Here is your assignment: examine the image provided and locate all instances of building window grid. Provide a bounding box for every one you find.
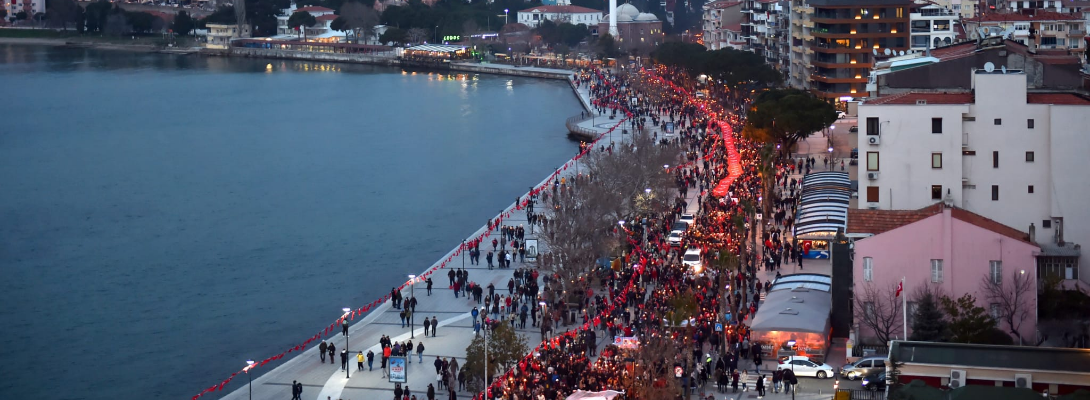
[1026,151,1034,162]
[931,259,943,282]
[864,257,874,282]
[990,261,1002,284]
[992,185,999,201]
[932,152,942,169]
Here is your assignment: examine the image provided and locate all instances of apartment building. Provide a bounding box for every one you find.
[802,0,913,98]
[965,10,1086,53]
[857,70,1090,286]
[741,0,791,76]
[788,0,816,88]
[702,0,746,50]
[910,3,960,50]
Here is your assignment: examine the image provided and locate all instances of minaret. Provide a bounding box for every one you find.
[608,0,619,37]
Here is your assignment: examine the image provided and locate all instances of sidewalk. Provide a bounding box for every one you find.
[220,80,623,400]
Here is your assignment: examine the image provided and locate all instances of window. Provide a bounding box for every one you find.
[993,151,999,168]
[931,118,942,133]
[867,186,880,202]
[1027,119,1035,129]
[864,257,874,282]
[866,117,880,135]
[931,259,943,282]
[932,153,942,169]
[994,118,1002,125]
[867,152,880,171]
[1038,255,1079,280]
[990,260,1002,284]
[1043,219,1052,228]
[1026,151,1034,162]
[992,185,999,201]
[931,185,942,200]
[1029,185,1035,193]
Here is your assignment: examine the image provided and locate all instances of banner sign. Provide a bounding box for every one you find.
[613,336,639,349]
[525,239,538,261]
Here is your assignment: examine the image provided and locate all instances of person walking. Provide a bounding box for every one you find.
[327,343,336,366]
[340,349,348,371]
[367,349,375,371]
[291,380,300,400]
[433,356,443,375]
[417,341,425,364]
[422,316,431,336]
[426,277,433,295]
[342,318,349,337]
[427,383,436,400]
[319,340,328,363]
[430,316,438,337]
[357,351,365,371]
[394,383,403,400]
[756,374,766,397]
[471,307,479,324]
[741,370,749,392]
[400,309,407,328]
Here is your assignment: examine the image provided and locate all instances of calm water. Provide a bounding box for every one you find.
[0,45,581,400]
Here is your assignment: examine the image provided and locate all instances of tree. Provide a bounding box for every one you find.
[172,11,196,36]
[854,283,903,345]
[125,11,157,33]
[558,22,589,46]
[47,0,79,30]
[287,11,317,41]
[940,294,999,344]
[16,10,28,21]
[0,9,7,21]
[83,0,113,32]
[980,269,1034,344]
[621,333,683,400]
[742,89,838,150]
[379,26,407,45]
[245,0,292,37]
[596,33,619,59]
[339,0,379,43]
[406,27,427,44]
[909,284,947,342]
[461,323,528,392]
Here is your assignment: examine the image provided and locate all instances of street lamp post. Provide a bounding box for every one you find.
[409,275,416,339]
[434,25,439,43]
[342,307,351,379]
[504,8,509,25]
[246,360,255,400]
[462,239,467,269]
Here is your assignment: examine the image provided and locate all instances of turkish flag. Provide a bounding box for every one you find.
[895,281,904,297]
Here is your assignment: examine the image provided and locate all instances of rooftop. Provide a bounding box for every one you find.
[890,340,1090,373]
[519,5,602,14]
[848,203,1033,243]
[295,6,334,12]
[864,91,974,105]
[1027,93,1090,105]
[972,10,1084,22]
[705,0,742,8]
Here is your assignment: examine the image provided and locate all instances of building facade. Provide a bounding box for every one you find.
[909,3,959,50]
[857,70,1090,287]
[965,10,1086,53]
[788,0,816,88]
[703,0,745,50]
[848,204,1039,344]
[205,24,242,49]
[742,0,791,77]
[517,5,603,28]
[889,341,1090,395]
[5,0,44,21]
[599,3,663,53]
[804,0,913,98]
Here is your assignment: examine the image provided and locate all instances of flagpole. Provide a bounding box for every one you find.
[902,276,907,340]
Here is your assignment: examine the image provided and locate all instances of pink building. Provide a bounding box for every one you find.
[847,203,1039,345]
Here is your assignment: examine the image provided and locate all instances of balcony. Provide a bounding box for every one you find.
[1069,29,1086,36]
[811,72,868,83]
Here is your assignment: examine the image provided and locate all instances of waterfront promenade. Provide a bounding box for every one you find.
[217,79,618,400]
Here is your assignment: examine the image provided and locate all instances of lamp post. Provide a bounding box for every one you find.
[246,360,255,400]
[434,25,439,44]
[504,8,509,25]
[787,340,796,400]
[462,239,467,269]
[409,275,416,338]
[342,307,351,379]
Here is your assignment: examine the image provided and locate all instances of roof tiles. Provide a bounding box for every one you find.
[848,204,1032,243]
[864,92,974,105]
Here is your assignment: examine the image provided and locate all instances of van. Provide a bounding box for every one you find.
[840,356,886,380]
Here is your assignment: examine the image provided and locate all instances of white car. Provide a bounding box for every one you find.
[682,248,702,270]
[667,230,684,246]
[777,356,835,379]
[678,213,695,226]
[836,111,847,119]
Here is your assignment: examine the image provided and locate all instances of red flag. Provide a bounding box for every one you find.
[895,280,904,297]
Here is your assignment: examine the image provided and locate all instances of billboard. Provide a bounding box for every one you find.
[388,356,407,383]
[525,239,538,261]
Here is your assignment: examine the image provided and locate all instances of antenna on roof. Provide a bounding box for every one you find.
[984,62,995,73]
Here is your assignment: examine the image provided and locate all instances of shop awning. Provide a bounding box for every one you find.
[750,274,832,334]
[405,44,467,53]
[801,171,851,191]
[794,172,850,237]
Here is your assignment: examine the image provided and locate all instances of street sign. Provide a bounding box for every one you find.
[388,356,407,383]
[715,323,723,332]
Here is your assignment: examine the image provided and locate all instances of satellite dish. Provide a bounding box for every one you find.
[899,50,905,56]
[873,48,878,55]
[1001,65,1007,74]
[984,62,995,73]
[883,48,891,55]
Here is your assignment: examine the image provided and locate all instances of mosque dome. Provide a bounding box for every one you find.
[616,3,640,19]
[635,12,659,21]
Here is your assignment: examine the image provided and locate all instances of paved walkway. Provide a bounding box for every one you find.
[219,78,623,400]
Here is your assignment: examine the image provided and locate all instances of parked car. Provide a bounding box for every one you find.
[667,230,684,246]
[840,356,885,380]
[776,356,835,379]
[678,213,695,226]
[836,111,847,119]
[862,371,887,391]
[849,125,858,133]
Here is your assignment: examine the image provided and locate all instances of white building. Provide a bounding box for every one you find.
[205,23,242,49]
[517,4,603,28]
[857,70,1090,287]
[702,0,744,50]
[909,3,959,50]
[275,5,341,42]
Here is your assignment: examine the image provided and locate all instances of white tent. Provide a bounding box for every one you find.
[564,390,625,400]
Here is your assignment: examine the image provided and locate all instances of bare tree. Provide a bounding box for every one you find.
[853,283,903,345]
[620,331,682,400]
[980,269,1034,344]
[339,1,379,44]
[406,27,427,44]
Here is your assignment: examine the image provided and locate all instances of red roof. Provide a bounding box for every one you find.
[315,14,338,21]
[973,10,1083,22]
[296,6,334,12]
[519,5,602,14]
[865,92,974,105]
[849,204,1032,243]
[928,41,977,61]
[1027,93,1090,105]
